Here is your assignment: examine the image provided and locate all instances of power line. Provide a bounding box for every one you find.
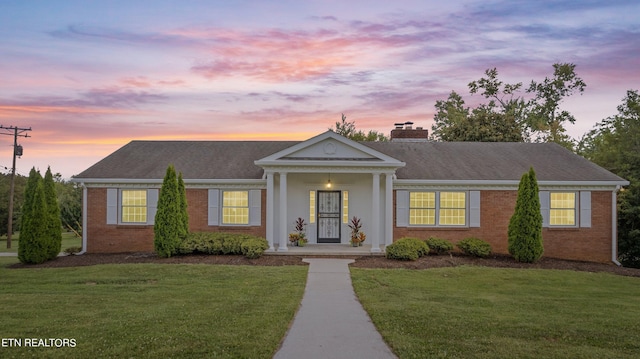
[0,125,32,249]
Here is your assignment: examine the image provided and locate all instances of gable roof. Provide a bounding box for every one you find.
[254,131,405,168]
[74,136,627,185]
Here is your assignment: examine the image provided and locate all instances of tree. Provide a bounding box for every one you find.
[154,164,182,258]
[18,168,49,264]
[177,172,189,238]
[0,172,27,236]
[43,167,62,259]
[56,177,82,235]
[332,113,388,141]
[527,63,586,149]
[433,99,523,142]
[579,90,640,267]
[432,63,585,147]
[508,167,544,263]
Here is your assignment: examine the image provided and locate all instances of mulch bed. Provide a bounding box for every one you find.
[9,252,640,277]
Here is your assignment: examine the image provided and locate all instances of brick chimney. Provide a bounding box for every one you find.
[390,122,429,142]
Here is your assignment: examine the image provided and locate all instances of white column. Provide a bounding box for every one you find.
[385,173,393,248]
[371,173,381,253]
[266,172,275,251]
[278,172,288,252]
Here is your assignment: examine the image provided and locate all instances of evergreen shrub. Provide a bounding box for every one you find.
[425,237,454,255]
[241,238,269,259]
[179,232,268,258]
[508,167,544,263]
[457,237,492,258]
[386,237,430,261]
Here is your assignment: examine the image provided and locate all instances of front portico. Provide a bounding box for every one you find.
[255,131,405,253]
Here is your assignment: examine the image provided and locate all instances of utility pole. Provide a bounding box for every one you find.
[1,125,31,249]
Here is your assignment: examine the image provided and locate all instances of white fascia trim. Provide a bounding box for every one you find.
[256,160,405,168]
[76,178,266,188]
[394,179,629,190]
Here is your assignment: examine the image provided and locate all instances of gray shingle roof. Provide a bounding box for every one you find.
[363,141,626,182]
[75,141,297,180]
[74,140,626,183]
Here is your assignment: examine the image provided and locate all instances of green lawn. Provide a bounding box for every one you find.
[0,232,81,254]
[351,266,640,359]
[0,262,307,358]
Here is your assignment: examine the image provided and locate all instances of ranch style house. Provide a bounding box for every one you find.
[73,124,629,263]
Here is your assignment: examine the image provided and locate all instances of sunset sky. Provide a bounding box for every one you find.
[1,0,638,179]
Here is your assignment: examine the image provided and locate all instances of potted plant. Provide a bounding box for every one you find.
[288,233,300,246]
[290,217,307,247]
[348,216,365,247]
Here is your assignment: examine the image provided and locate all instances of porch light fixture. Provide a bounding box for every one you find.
[326,174,332,188]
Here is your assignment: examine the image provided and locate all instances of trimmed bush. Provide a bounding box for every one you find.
[179,232,269,258]
[425,237,454,255]
[241,238,269,259]
[386,237,430,261]
[457,237,492,258]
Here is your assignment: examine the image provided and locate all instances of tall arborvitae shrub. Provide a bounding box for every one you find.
[154,165,181,257]
[44,167,62,260]
[18,168,49,264]
[177,172,189,238]
[508,167,544,262]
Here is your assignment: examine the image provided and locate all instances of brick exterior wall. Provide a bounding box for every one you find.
[393,190,614,263]
[86,187,614,262]
[85,188,266,253]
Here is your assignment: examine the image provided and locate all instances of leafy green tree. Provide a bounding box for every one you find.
[527,63,586,149]
[55,177,82,235]
[579,90,640,267]
[43,167,62,259]
[18,168,49,264]
[0,172,27,236]
[508,167,544,263]
[433,101,523,142]
[154,164,182,257]
[433,63,585,148]
[332,113,388,141]
[177,172,189,238]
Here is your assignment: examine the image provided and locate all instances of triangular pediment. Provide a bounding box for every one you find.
[255,131,405,168]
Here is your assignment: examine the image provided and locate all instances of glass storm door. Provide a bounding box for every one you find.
[317,191,341,243]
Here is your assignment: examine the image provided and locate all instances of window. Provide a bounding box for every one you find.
[439,192,466,225]
[342,191,349,223]
[121,190,147,223]
[410,192,435,225]
[222,191,249,225]
[309,191,316,223]
[409,191,466,226]
[550,192,576,226]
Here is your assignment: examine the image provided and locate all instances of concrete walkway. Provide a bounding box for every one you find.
[274,258,396,359]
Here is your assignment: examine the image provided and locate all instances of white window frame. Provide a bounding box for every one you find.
[408,191,468,227]
[208,189,261,227]
[222,190,250,225]
[106,188,158,226]
[540,191,591,228]
[549,191,578,227]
